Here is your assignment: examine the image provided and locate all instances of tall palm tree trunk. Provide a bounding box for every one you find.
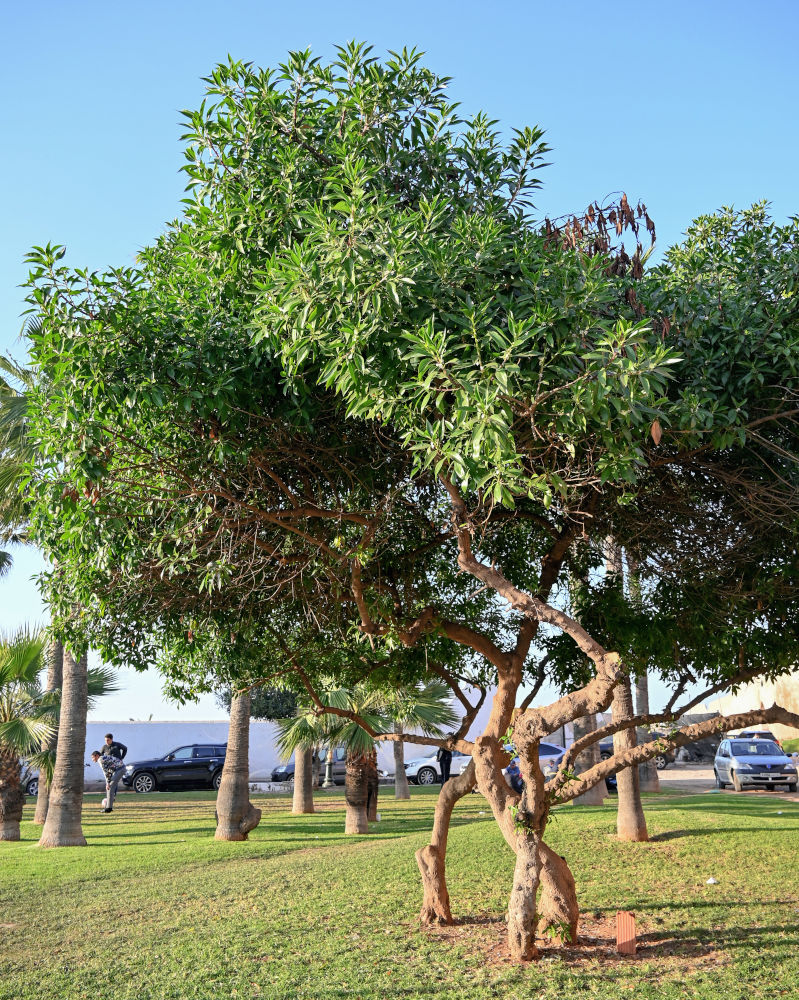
[33,639,64,825]
[0,748,25,841]
[215,691,261,841]
[292,745,315,815]
[635,671,660,792]
[393,725,410,800]
[345,751,369,834]
[366,750,379,822]
[571,713,606,805]
[612,673,648,842]
[38,650,88,848]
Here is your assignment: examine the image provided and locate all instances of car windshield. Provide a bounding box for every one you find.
[730,740,782,756]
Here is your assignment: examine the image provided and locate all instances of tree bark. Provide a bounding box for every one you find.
[393,726,410,800]
[345,751,369,834]
[292,744,315,815]
[0,749,25,841]
[507,834,542,961]
[571,713,606,806]
[612,674,648,842]
[33,639,64,825]
[634,671,660,792]
[215,691,261,841]
[537,843,579,944]
[38,650,88,848]
[416,759,475,925]
[366,751,379,822]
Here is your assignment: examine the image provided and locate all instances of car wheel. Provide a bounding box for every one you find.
[714,770,726,789]
[212,770,223,791]
[600,751,612,761]
[417,767,437,786]
[133,772,156,793]
[26,777,39,796]
[731,770,743,793]
[654,754,668,771]
[788,783,797,793]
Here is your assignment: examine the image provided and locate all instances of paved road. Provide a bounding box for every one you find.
[658,762,799,802]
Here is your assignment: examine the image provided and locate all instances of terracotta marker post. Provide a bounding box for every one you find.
[616,910,636,955]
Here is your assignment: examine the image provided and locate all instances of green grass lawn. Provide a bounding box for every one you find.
[2,786,798,1000]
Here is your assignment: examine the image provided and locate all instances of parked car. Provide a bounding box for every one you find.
[272,747,345,784]
[405,749,473,785]
[536,747,618,794]
[714,737,797,792]
[598,733,675,770]
[121,744,227,793]
[730,729,781,745]
[271,747,388,784]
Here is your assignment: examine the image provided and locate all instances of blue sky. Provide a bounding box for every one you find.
[1,0,796,719]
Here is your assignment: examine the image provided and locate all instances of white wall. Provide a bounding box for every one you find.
[85,720,400,783]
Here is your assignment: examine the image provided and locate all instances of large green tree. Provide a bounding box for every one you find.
[23,46,799,958]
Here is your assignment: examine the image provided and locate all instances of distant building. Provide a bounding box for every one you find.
[707,671,799,740]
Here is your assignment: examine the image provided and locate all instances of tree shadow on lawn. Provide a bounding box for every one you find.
[428,910,799,972]
[650,824,799,841]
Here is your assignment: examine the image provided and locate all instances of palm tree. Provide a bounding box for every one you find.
[0,353,117,844]
[276,681,457,833]
[215,689,262,841]
[383,681,458,801]
[0,627,53,840]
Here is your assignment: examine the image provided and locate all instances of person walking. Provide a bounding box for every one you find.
[436,746,452,784]
[103,733,127,761]
[91,749,126,813]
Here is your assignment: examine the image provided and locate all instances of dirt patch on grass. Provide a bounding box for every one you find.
[425,911,731,973]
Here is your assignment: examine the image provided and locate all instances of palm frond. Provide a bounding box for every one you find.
[86,666,120,708]
[0,716,55,756]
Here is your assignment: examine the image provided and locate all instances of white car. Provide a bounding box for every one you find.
[404,750,472,785]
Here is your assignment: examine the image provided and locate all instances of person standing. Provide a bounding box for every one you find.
[103,733,127,761]
[436,746,452,784]
[91,750,125,813]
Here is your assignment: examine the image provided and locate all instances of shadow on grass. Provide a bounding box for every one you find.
[650,825,799,841]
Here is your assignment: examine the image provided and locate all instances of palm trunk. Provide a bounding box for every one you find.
[38,650,88,848]
[215,691,261,841]
[0,749,25,841]
[571,713,606,805]
[344,751,369,834]
[393,726,410,800]
[634,671,660,792]
[292,745,315,815]
[366,750,378,822]
[612,674,648,842]
[33,639,63,825]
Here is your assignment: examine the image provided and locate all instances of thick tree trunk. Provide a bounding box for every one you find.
[215,691,261,841]
[38,650,88,848]
[366,751,379,822]
[34,639,64,826]
[345,751,369,834]
[416,760,475,925]
[507,834,542,961]
[0,749,25,841]
[612,674,648,842]
[538,843,579,944]
[571,713,606,806]
[634,671,660,792]
[292,744,315,815]
[393,728,410,800]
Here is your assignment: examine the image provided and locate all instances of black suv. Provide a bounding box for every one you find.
[121,744,227,793]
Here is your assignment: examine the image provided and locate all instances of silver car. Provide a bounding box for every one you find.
[714,738,797,792]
